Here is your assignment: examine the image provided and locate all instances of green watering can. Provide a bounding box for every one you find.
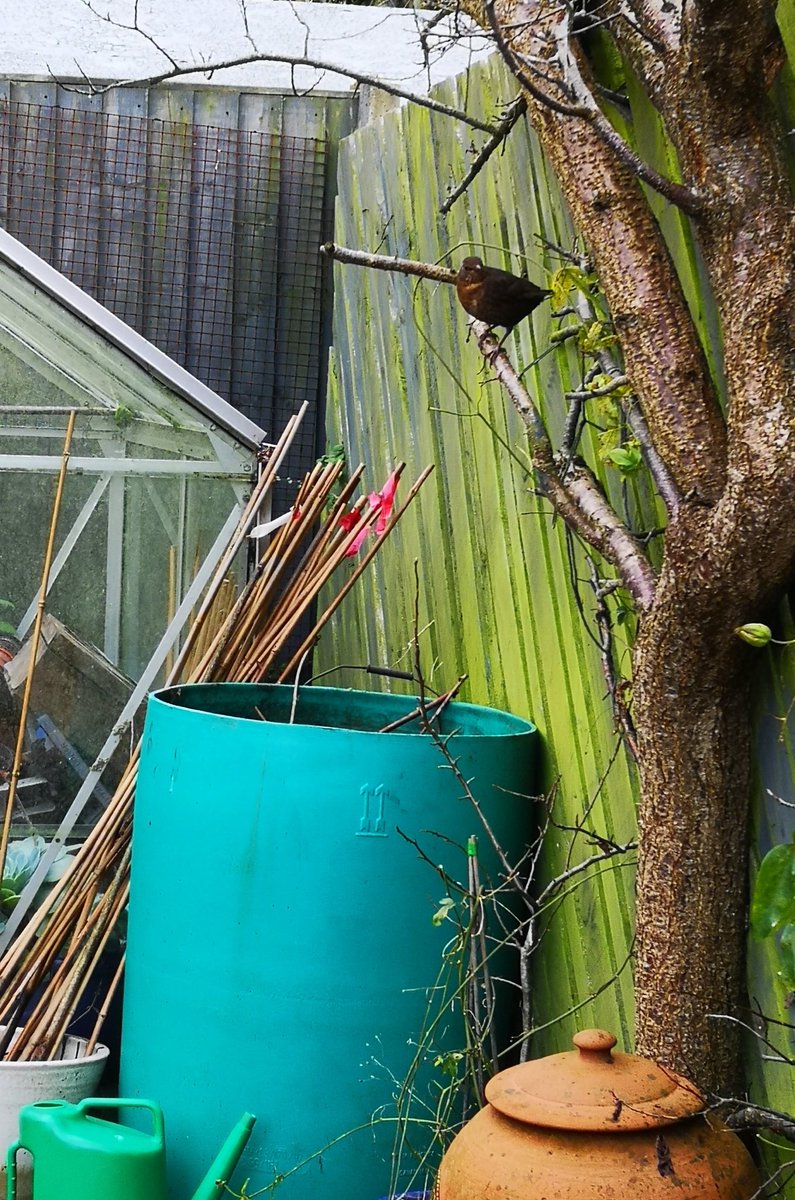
[6,1098,255,1200]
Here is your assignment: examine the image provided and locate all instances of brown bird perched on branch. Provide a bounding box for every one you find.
[456,256,552,345]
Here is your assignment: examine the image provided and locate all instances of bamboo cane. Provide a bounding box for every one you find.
[0,410,76,885]
[0,451,432,1061]
[85,952,125,1056]
[278,464,434,679]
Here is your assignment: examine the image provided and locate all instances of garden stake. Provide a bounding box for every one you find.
[85,950,125,1056]
[0,444,430,1060]
[0,410,76,887]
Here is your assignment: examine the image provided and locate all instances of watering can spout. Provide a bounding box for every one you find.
[191,1111,256,1200]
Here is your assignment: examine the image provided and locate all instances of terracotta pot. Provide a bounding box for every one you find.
[437,1029,760,1200]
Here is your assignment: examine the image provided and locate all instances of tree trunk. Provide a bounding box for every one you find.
[631,509,758,1093]
[457,0,795,1091]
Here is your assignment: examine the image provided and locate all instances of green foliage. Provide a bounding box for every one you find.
[0,599,15,637]
[318,442,346,469]
[602,442,643,475]
[580,319,618,355]
[113,403,135,429]
[751,838,795,989]
[433,1049,465,1080]
[752,841,795,939]
[549,264,598,309]
[317,443,348,512]
[431,896,455,926]
[0,837,75,925]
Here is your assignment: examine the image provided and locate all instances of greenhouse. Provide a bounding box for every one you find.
[0,226,265,859]
[0,227,263,680]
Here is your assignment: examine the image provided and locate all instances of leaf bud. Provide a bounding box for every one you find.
[735,623,772,647]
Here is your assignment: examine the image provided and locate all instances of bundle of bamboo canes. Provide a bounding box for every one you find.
[0,412,431,1061]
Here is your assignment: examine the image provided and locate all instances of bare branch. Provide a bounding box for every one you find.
[440,95,528,215]
[320,242,457,284]
[484,0,590,118]
[586,554,639,760]
[569,282,682,516]
[552,11,701,213]
[67,48,499,135]
[599,1,680,101]
[486,0,700,213]
[725,1104,795,1143]
[469,323,658,610]
[80,0,179,70]
[535,839,638,907]
[556,457,657,610]
[565,375,629,400]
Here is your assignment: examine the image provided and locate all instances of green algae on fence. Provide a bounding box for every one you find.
[323,47,795,1177]
[321,54,641,1058]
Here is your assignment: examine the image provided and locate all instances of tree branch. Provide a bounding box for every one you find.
[458,0,727,504]
[569,282,682,516]
[321,239,658,608]
[620,1,678,53]
[440,95,528,215]
[320,242,457,284]
[552,10,702,214]
[470,323,658,610]
[725,1104,795,1144]
[68,51,499,136]
[600,1,680,102]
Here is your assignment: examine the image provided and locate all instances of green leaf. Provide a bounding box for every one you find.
[580,320,618,354]
[433,1050,464,1080]
[113,404,135,429]
[317,443,346,469]
[751,842,795,939]
[598,427,620,456]
[549,265,593,309]
[0,621,16,636]
[605,446,643,474]
[432,897,455,927]
[779,924,795,991]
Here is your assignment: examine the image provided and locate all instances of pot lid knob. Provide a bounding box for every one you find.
[485,1028,705,1133]
[572,1029,616,1062]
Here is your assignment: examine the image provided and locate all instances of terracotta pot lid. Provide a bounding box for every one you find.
[486,1029,705,1132]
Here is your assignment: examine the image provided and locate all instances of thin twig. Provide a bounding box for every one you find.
[439,96,528,215]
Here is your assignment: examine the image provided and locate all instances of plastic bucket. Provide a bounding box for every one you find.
[0,1032,109,1200]
[121,684,536,1199]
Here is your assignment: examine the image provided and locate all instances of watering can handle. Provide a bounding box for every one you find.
[5,1140,19,1200]
[74,1098,166,1145]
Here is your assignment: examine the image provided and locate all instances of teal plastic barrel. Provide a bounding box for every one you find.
[121,684,536,1200]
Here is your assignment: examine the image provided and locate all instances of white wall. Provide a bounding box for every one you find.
[2,0,490,98]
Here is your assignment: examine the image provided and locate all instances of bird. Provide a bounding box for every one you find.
[455,256,552,346]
